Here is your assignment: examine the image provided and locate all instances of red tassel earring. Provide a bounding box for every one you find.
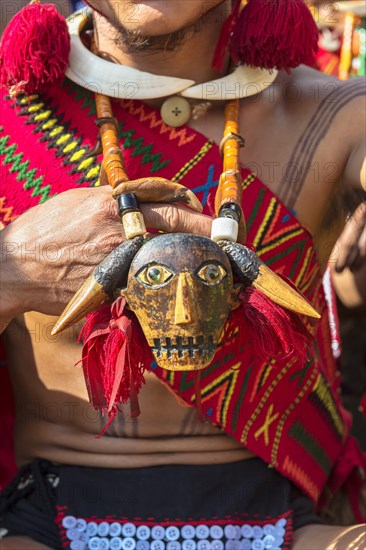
[214,0,318,71]
[0,0,70,94]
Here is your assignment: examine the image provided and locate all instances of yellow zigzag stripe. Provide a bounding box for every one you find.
[20,95,38,104]
[28,102,44,113]
[70,149,87,163]
[19,95,99,180]
[34,110,52,122]
[49,127,63,138]
[40,118,57,130]
[86,166,101,180]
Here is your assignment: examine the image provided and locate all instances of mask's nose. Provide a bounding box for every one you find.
[174,272,197,325]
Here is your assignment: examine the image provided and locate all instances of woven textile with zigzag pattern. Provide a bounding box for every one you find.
[0,80,365,514]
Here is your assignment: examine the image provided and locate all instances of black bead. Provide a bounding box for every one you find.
[117,193,139,214]
[219,202,242,223]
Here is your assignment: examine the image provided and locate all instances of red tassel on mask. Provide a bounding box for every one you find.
[79,297,152,430]
[0,0,70,94]
[214,0,318,72]
[237,287,312,363]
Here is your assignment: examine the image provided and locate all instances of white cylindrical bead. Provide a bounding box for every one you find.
[211,217,238,242]
[122,211,146,239]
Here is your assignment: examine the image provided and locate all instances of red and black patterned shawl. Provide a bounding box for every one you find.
[0,81,365,516]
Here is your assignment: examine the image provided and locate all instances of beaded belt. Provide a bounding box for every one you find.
[61,517,288,550]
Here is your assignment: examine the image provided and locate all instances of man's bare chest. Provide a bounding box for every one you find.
[190,101,346,239]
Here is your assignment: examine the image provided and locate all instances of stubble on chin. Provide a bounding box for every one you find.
[108,2,224,54]
[112,25,195,54]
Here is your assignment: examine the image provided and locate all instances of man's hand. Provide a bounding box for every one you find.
[0,186,212,323]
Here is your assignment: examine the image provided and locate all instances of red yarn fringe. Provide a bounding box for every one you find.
[78,297,152,428]
[0,2,70,94]
[221,0,318,71]
[237,287,312,363]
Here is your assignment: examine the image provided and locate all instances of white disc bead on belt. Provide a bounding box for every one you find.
[61,516,287,550]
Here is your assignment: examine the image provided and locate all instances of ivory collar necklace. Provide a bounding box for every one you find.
[66,9,278,102]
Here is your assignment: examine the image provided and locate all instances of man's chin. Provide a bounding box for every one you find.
[90,0,226,38]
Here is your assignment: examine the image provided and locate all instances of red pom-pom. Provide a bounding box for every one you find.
[237,286,312,363]
[79,297,152,430]
[215,0,318,72]
[0,1,70,94]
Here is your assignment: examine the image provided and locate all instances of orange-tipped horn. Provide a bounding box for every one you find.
[218,240,320,319]
[51,276,108,336]
[252,263,320,319]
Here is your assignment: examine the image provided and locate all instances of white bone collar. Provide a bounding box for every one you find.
[66,9,278,101]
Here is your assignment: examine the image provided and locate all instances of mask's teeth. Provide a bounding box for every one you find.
[153,338,162,358]
[151,336,217,358]
[176,336,183,358]
[188,337,195,358]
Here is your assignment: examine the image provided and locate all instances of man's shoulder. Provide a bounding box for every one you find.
[282,65,365,110]
[239,66,365,144]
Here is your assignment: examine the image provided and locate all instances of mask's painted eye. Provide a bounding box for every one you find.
[196,263,227,285]
[137,264,174,287]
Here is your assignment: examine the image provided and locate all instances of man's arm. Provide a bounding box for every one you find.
[345,140,366,192]
[343,84,366,192]
[0,232,26,333]
[331,87,366,304]
[0,186,212,335]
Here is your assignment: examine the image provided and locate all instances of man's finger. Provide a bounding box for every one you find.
[112,178,203,212]
[140,203,212,237]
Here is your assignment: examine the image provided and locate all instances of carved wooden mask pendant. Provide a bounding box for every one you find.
[123,233,238,371]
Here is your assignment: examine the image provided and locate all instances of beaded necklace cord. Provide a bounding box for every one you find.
[52,73,320,337]
[94,88,245,243]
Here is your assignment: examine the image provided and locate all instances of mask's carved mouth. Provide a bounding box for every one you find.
[151,336,217,359]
